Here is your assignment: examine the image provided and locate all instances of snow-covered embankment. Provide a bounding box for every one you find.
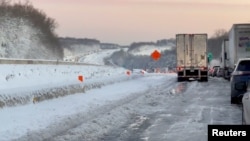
[0,64,132,108]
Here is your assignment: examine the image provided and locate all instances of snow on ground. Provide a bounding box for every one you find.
[0,73,171,141]
[78,49,121,65]
[0,74,241,141]
[0,64,131,108]
[0,64,124,90]
[0,57,243,141]
[0,16,61,59]
[0,69,243,141]
[128,45,172,56]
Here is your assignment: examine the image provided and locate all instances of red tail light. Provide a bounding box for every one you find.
[176,66,183,71]
[200,66,207,71]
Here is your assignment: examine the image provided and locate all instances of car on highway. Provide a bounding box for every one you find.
[223,67,233,81]
[242,81,250,124]
[208,67,213,76]
[210,66,220,77]
[132,69,147,74]
[230,58,250,104]
[216,68,223,77]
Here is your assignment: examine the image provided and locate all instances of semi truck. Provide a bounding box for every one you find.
[228,24,250,71]
[176,34,208,82]
[220,39,230,80]
[229,23,250,104]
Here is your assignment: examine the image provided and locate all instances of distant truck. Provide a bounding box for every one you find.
[228,24,250,72]
[220,39,230,80]
[176,34,208,82]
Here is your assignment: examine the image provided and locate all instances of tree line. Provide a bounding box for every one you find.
[0,0,63,59]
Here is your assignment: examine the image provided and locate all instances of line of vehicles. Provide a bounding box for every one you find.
[211,24,250,105]
[175,24,250,83]
[226,24,250,125]
[226,24,250,105]
[175,23,250,124]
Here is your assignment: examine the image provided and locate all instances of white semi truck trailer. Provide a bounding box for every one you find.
[228,24,250,71]
[220,39,230,80]
[176,34,208,82]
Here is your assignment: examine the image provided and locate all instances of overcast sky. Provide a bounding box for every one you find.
[26,0,250,45]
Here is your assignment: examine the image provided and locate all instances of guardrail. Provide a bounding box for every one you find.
[0,58,102,66]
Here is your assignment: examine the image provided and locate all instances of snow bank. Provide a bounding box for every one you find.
[0,75,169,141]
[128,45,172,56]
[0,64,134,108]
[78,49,121,65]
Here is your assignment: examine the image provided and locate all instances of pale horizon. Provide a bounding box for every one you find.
[20,0,250,45]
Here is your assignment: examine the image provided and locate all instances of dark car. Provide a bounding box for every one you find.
[223,67,233,81]
[230,58,250,104]
[242,81,250,124]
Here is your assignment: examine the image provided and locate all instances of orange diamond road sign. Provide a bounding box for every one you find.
[151,50,161,61]
[78,75,84,82]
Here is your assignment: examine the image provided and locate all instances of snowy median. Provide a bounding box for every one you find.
[0,73,176,141]
[0,64,147,108]
[0,66,176,141]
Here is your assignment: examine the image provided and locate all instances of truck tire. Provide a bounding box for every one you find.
[203,77,208,82]
[177,77,184,82]
[231,97,238,104]
[224,70,228,80]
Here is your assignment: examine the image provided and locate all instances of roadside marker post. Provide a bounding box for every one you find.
[78,75,84,82]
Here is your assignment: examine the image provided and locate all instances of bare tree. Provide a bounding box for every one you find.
[212,29,228,38]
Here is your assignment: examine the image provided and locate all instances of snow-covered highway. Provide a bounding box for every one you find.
[0,72,242,141]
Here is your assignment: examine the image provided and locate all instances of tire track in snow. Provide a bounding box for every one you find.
[159,78,242,141]
[16,75,177,141]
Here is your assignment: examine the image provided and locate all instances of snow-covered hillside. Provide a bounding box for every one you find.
[60,37,102,61]
[0,16,62,59]
[128,45,173,56]
[108,46,176,70]
[63,44,101,57]
[78,49,122,65]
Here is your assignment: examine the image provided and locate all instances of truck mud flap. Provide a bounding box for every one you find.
[177,77,185,82]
